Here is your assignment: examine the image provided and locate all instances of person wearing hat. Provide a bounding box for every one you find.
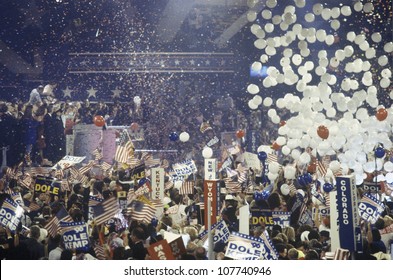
[221,194,238,231]
[29,85,44,106]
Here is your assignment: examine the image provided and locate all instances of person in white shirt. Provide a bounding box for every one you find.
[29,85,44,105]
[43,82,57,103]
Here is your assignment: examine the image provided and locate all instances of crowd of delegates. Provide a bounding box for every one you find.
[0,85,392,261]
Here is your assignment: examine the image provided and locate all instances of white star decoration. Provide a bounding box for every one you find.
[87,87,97,98]
[111,88,122,98]
[62,87,73,98]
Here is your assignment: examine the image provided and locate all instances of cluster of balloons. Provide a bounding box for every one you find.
[245,1,393,186]
[169,131,190,142]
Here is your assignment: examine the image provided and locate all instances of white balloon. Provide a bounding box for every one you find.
[384,161,393,172]
[305,13,315,22]
[381,68,392,78]
[254,39,267,49]
[331,7,340,18]
[295,0,305,8]
[386,173,393,184]
[363,2,374,13]
[247,84,260,94]
[380,78,391,89]
[248,100,258,110]
[179,132,190,142]
[321,8,331,20]
[202,147,213,159]
[316,29,327,42]
[378,55,389,66]
[341,6,352,16]
[291,149,301,160]
[371,32,382,43]
[247,10,257,22]
[261,10,272,20]
[292,54,302,66]
[260,54,269,63]
[384,42,393,53]
[282,146,291,156]
[313,3,324,15]
[346,31,356,42]
[283,165,296,179]
[265,23,274,33]
[354,2,363,12]
[252,95,263,106]
[280,184,290,195]
[269,162,281,174]
[266,0,277,9]
[263,97,273,107]
[299,152,311,165]
[330,19,340,30]
[251,61,262,71]
[363,161,375,173]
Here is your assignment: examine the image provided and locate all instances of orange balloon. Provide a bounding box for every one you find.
[272,141,281,151]
[317,125,329,139]
[307,161,317,173]
[130,122,139,131]
[236,129,245,138]
[93,115,105,127]
[376,108,388,121]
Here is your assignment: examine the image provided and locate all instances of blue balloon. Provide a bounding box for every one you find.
[374,147,385,158]
[258,151,268,162]
[138,177,147,186]
[297,175,306,187]
[304,173,313,184]
[261,190,270,200]
[323,182,334,193]
[169,132,179,141]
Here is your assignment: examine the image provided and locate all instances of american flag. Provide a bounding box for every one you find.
[89,195,104,207]
[44,206,73,237]
[100,162,112,171]
[115,130,134,163]
[28,201,42,212]
[225,181,242,193]
[333,248,350,260]
[126,156,142,167]
[92,148,103,161]
[55,165,64,179]
[70,167,89,184]
[161,159,169,169]
[179,181,194,195]
[127,199,156,223]
[61,180,71,192]
[18,174,33,189]
[93,243,107,260]
[164,181,174,190]
[200,122,212,133]
[78,160,95,175]
[6,167,16,179]
[93,197,120,225]
[324,193,330,207]
[267,153,278,164]
[316,160,328,178]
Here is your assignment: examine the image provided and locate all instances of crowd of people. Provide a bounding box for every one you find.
[0,82,392,261]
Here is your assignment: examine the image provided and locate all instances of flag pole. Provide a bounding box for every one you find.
[207,198,214,260]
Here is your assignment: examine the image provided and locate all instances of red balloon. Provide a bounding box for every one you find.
[272,141,281,151]
[130,122,139,131]
[93,115,105,127]
[236,129,245,138]
[317,125,329,139]
[307,161,316,173]
[376,108,388,121]
[279,120,286,127]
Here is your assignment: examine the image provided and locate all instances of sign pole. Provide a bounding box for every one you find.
[207,198,214,260]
